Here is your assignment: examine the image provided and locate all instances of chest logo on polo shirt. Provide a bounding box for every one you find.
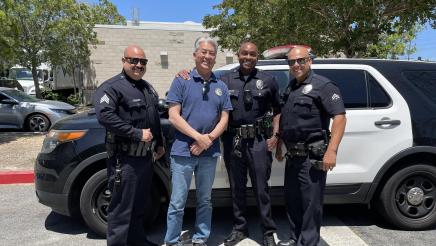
[100,94,110,104]
[256,79,264,90]
[215,88,223,96]
[302,84,313,94]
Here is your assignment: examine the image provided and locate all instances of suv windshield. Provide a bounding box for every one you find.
[2,89,39,102]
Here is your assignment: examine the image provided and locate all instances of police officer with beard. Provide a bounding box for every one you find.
[221,42,281,246]
[276,46,346,246]
[93,45,165,246]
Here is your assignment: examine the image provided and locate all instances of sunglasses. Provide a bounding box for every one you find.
[202,80,210,96]
[124,57,148,65]
[287,57,309,66]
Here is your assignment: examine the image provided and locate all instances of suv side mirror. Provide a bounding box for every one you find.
[1,99,18,105]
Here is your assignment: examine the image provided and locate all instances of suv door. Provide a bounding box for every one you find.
[260,64,413,186]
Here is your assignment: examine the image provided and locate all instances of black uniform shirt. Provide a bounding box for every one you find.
[220,68,281,127]
[280,70,345,142]
[93,71,163,146]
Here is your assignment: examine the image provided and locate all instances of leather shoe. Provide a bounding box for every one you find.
[277,239,296,246]
[263,233,277,246]
[223,230,248,246]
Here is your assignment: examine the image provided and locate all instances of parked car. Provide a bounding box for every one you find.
[0,79,24,92]
[35,58,436,237]
[0,87,76,132]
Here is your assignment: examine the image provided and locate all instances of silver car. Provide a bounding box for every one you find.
[0,87,76,132]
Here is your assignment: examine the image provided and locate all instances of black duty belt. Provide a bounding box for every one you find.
[285,142,309,158]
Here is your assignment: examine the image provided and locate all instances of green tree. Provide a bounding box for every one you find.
[367,24,423,59]
[0,0,125,98]
[203,0,436,58]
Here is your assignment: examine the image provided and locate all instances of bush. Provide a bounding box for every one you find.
[41,88,60,100]
[67,93,81,105]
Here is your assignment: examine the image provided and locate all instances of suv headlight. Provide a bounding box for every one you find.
[40,130,87,154]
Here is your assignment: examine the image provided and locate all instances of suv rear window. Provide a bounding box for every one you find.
[402,71,436,105]
[264,69,391,109]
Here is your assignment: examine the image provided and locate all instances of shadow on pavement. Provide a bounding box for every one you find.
[0,131,45,145]
[44,211,103,240]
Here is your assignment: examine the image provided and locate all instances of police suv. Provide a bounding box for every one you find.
[35,58,436,236]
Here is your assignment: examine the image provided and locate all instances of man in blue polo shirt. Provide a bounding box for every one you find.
[164,37,232,246]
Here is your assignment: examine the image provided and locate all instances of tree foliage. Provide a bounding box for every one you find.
[0,0,125,98]
[366,24,423,59]
[203,0,436,58]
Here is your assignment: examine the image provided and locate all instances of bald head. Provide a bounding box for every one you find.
[288,45,310,59]
[287,46,312,82]
[124,45,145,58]
[122,45,147,81]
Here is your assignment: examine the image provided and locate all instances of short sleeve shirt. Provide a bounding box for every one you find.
[220,68,281,126]
[166,68,232,157]
[279,70,345,142]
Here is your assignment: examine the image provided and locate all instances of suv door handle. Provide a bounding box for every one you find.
[374,119,401,127]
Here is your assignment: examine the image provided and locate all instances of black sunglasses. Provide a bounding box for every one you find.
[124,57,148,65]
[202,80,210,96]
[287,57,310,66]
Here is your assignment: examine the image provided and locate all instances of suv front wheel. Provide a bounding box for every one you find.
[377,164,436,230]
[79,169,162,237]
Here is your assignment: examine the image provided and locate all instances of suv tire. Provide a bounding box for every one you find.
[377,164,436,230]
[80,169,163,237]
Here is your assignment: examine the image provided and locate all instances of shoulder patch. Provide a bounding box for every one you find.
[331,93,341,101]
[100,94,110,104]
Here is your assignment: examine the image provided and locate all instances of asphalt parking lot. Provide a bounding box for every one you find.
[1,184,436,246]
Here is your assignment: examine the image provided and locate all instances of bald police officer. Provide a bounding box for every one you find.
[93,45,165,246]
[276,46,346,246]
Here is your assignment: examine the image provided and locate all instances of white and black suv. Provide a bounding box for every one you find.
[35,58,436,236]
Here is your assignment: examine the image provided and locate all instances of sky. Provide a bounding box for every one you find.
[84,0,436,61]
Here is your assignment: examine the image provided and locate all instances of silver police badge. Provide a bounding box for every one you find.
[215,88,223,96]
[256,79,264,90]
[302,84,313,94]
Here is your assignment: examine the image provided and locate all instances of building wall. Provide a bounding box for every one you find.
[84,23,236,100]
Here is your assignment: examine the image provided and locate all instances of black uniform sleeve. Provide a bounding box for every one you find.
[93,84,143,141]
[320,82,346,117]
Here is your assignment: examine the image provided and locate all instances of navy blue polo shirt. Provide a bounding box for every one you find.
[280,70,345,142]
[166,68,232,157]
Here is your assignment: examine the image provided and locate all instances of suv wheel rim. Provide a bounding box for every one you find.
[396,175,436,218]
[29,116,46,132]
[92,183,111,223]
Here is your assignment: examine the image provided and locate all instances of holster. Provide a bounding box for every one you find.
[285,138,328,170]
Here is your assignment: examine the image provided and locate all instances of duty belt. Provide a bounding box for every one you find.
[284,142,308,158]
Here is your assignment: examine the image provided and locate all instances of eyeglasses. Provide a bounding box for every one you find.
[287,57,310,66]
[124,57,148,65]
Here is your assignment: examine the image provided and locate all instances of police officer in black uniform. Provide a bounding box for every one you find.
[93,45,165,246]
[276,46,346,246]
[220,42,281,246]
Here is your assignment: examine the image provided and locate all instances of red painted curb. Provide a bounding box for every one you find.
[0,171,34,184]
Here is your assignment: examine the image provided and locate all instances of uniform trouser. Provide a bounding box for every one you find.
[222,134,277,235]
[284,156,327,246]
[106,154,153,246]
